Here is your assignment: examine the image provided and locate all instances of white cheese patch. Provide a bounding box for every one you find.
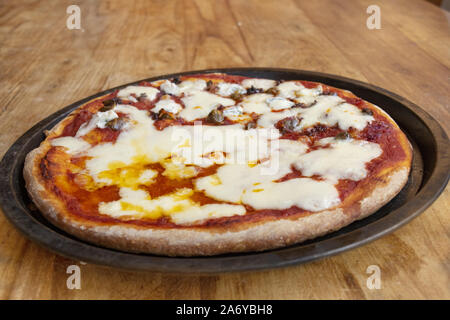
[171,204,246,224]
[153,96,182,114]
[298,86,322,97]
[99,187,245,224]
[178,79,207,94]
[294,137,382,183]
[257,95,372,131]
[295,96,374,131]
[242,178,340,212]
[267,97,295,110]
[137,169,158,184]
[216,82,246,96]
[257,108,299,128]
[75,110,119,137]
[295,95,343,129]
[117,85,159,101]
[180,91,235,121]
[84,105,178,182]
[195,139,309,205]
[239,93,273,114]
[294,86,322,106]
[50,137,91,154]
[325,103,374,131]
[160,80,180,96]
[277,81,305,98]
[222,105,243,117]
[96,110,119,128]
[99,187,192,218]
[241,78,276,91]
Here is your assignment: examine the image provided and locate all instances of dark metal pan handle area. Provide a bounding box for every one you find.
[0,68,448,273]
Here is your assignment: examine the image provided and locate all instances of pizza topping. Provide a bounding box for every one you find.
[157,109,176,120]
[361,107,374,116]
[100,98,118,111]
[242,78,277,91]
[171,77,181,84]
[117,85,159,101]
[180,91,234,121]
[276,81,305,98]
[105,117,126,131]
[153,96,182,114]
[74,109,120,137]
[277,116,302,134]
[240,93,272,114]
[241,178,340,211]
[222,105,243,118]
[294,86,322,106]
[178,79,207,94]
[246,86,263,94]
[160,80,181,96]
[335,131,350,140]
[50,137,91,154]
[98,186,246,224]
[216,82,246,97]
[267,97,295,110]
[206,109,224,124]
[293,137,382,183]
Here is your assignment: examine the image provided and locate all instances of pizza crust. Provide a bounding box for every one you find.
[24,141,409,256]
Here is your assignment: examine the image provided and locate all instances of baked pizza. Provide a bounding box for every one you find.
[24,73,412,256]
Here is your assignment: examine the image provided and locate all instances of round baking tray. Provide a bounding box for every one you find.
[0,68,448,273]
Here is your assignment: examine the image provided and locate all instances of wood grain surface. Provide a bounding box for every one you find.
[0,0,448,299]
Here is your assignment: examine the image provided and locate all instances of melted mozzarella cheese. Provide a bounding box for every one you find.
[277,81,305,98]
[294,137,382,183]
[180,91,235,121]
[195,139,309,205]
[50,137,91,154]
[257,108,299,128]
[296,96,374,130]
[117,85,159,101]
[239,93,273,114]
[294,86,322,106]
[242,178,340,211]
[325,103,374,130]
[222,105,243,117]
[153,96,182,114]
[178,79,207,94]
[216,82,246,96]
[75,110,119,137]
[99,187,193,219]
[171,204,246,224]
[267,97,295,110]
[241,78,276,90]
[99,187,245,224]
[160,80,180,96]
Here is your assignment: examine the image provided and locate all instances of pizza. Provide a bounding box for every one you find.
[24,73,412,256]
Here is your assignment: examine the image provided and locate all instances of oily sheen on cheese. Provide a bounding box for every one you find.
[49,75,386,226]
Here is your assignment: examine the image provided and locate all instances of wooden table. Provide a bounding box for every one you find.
[0,0,448,299]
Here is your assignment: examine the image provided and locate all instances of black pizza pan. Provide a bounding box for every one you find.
[0,68,448,273]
